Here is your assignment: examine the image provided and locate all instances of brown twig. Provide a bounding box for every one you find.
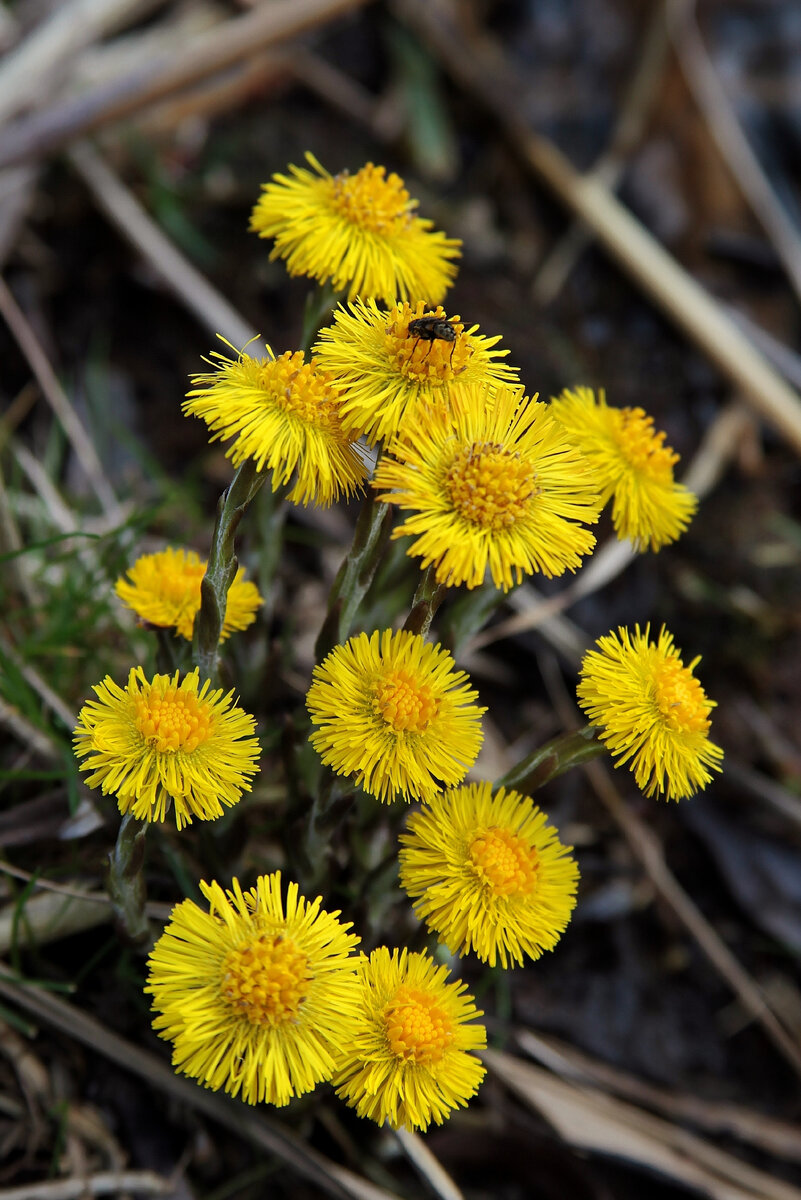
[0,0,167,127]
[0,967,400,1200]
[393,0,801,458]
[0,0,372,169]
[668,0,801,308]
[68,141,261,353]
[0,276,118,515]
[533,2,670,305]
[516,1027,801,1163]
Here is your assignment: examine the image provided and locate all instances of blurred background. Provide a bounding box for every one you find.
[1,1,801,1198]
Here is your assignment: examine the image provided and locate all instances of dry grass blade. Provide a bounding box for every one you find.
[0,0,167,127]
[0,889,112,954]
[394,0,801,459]
[0,1170,175,1200]
[483,1047,801,1200]
[533,2,669,304]
[586,758,801,1079]
[68,141,261,355]
[668,0,801,307]
[0,277,118,515]
[516,1028,801,1164]
[393,1127,463,1200]
[0,968,402,1200]
[0,0,373,169]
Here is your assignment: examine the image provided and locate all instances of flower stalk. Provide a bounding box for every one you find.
[496,725,605,794]
[193,458,267,683]
[314,489,393,662]
[107,814,150,948]
[403,564,447,638]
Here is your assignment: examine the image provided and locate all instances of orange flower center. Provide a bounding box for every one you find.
[374,669,439,733]
[134,685,213,753]
[328,163,412,237]
[446,442,536,530]
[613,407,679,481]
[255,352,345,434]
[221,933,311,1027]
[468,826,539,897]
[652,656,711,734]
[383,303,471,384]
[384,985,454,1065]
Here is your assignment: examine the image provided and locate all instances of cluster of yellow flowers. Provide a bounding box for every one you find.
[71,153,723,1132]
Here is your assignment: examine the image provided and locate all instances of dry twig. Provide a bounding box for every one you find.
[394,0,801,457]
[0,0,372,169]
[0,968,401,1200]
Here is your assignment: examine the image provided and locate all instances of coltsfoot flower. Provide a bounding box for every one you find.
[577,625,724,800]
[73,667,260,827]
[115,547,262,642]
[334,946,486,1131]
[146,873,361,1106]
[250,153,461,304]
[306,629,485,804]
[399,782,579,968]
[184,345,367,507]
[373,383,602,590]
[549,387,697,551]
[313,298,518,444]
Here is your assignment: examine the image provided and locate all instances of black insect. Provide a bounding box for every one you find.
[407,316,459,365]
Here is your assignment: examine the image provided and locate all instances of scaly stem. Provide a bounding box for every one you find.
[314,488,393,662]
[403,564,447,638]
[193,458,268,683]
[496,725,606,793]
[107,814,150,948]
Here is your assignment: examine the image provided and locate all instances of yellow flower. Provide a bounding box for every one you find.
[399,782,579,968]
[115,547,262,642]
[306,629,485,804]
[249,153,461,305]
[549,387,697,551]
[334,946,486,1131]
[372,383,602,591]
[313,298,518,444]
[184,345,367,507]
[73,668,260,828]
[577,625,724,800]
[146,873,361,1106]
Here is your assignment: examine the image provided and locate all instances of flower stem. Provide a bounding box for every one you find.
[299,281,339,357]
[193,458,268,683]
[496,724,606,793]
[314,488,393,661]
[107,814,150,948]
[403,565,447,638]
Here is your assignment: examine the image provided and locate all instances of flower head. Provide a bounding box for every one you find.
[250,153,461,305]
[73,667,260,827]
[399,782,579,968]
[577,625,724,800]
[146,873,361,1105]
[306,629,485,804]
[334,947,486,1131]
[115,547,262,642]
[373,383,602,591]
[184,344,367,507]
[313,298,518,444]
[549,387,697,551]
